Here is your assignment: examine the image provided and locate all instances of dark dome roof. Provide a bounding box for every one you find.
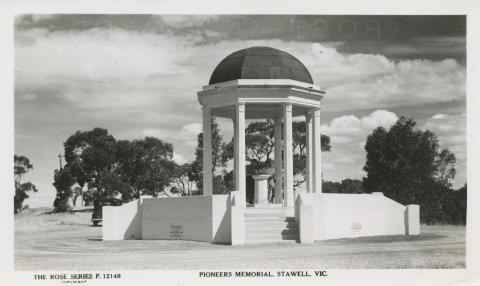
[209,46,314,85]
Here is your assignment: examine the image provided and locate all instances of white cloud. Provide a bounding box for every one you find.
[432,113,446,119]
[330,136,353,144]
[360,110,398,129]
[16,28,202,86]
[291,43,465,111]
[14,24,466,194]
[20,93,37,100]
[320,110,398,183]
[173,153,188,164]
[182,123,202,135]
[322,163,335,171]
[321,111,466,188]
[157,15,219,29]
[423,113,466,147]
[336,156,356,164]
[321,110,398,139]
[15,28,466,116]
[140,122,201,148]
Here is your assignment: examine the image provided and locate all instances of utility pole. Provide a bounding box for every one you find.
[58,153,63,170]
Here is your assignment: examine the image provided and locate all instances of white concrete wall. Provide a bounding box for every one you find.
[230,191,245,245]
[297,193,411,240]
[405,204,420,235]
[299,204,314,244]
[141,195,231,243]
[103,199,142,240]
[211,195,232,243]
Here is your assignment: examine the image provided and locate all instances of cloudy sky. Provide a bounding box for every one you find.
[14,15,466,207]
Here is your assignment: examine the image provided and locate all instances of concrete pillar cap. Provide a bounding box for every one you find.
[252,174,271,180]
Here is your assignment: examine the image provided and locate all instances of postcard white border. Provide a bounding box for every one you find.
[1,1,479,285]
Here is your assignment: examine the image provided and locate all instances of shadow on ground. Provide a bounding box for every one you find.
[323,233,446,244]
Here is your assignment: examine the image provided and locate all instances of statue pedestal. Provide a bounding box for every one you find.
[252,175,270,205]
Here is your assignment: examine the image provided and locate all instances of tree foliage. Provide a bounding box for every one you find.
[190,120,231,194]
[53,167,75,212]
[60,128,118,198]
[14,155,38,213]
[242,120,331,187]
[435,148,456,187]
[53,128,178,211]
[291,121,331,187]
[171,163,195,196]
[322,179,365,194]
[14,156,37,213]
[362,116,464,224]
[116,137,175,200]
[245,120,275,168]
[192,118,332,195]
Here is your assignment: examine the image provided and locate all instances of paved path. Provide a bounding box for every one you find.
[14,212,465,270]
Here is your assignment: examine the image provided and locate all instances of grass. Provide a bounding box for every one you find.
[14,207,92,234]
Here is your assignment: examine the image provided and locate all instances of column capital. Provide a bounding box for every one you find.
[305,111,313,121]
[307,108,321,116]
[283,103,292,112]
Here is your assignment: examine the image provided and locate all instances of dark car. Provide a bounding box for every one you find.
[91,198,122,226]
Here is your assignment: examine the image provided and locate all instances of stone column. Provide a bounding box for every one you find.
[283,104,294,207]
[234,103,246,206]
[274,117,283,204]
[305,111,313,193]
[202,106,213,196]
[312,109,322,193]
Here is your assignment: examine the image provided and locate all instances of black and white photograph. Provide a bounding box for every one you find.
[2,3,480,286]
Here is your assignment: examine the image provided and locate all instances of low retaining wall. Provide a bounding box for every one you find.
[142,195,231,243]
[103,195,231,242]
[229,191,245,245]
[103,199,142,240]
[104,192,419,244]
[296,192,420,242]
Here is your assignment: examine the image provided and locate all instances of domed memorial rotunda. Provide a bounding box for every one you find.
[198,46,325,208]
[102,47,420,245]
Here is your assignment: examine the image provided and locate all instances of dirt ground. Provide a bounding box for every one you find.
[14,208,466,270]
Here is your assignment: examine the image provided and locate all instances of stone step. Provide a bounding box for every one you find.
[245,227,298,236]
[244,207,298,244]
[245,212,289,218]
[245,232,299,243]
[244,208,291,216]
[245,220,297,229]
[245,218,296,231]
[247,203,283,208]
[245,213,295,218]
[245,214,295,221]
[245,239,297,245]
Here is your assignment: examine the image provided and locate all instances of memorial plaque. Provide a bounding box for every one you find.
[170,225,184,240]
[351,223,362,233]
